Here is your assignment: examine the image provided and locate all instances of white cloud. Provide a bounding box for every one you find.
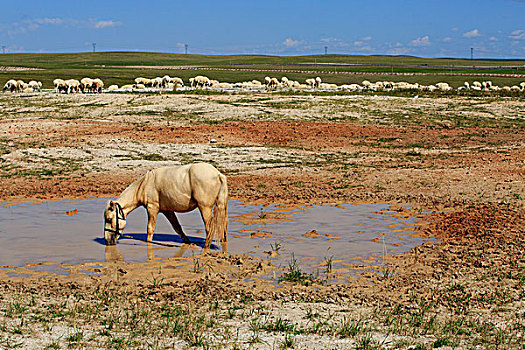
[283,38,300,47]
[93,20,121,29]
[509,29,525,40]
[7,17,121,36]
[442,37,452,42]
[321,37,338,43]
[388,47,411,55]
[463,29,481,38]
[34,18,66,25]
[353,41,364,46]
[489,36,498,41]
[410,35,431,46]
[362,36,372,41]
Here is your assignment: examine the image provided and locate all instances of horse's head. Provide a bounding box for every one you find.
[103,200,126,245]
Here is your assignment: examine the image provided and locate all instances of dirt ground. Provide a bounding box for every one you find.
[0,91,524,349]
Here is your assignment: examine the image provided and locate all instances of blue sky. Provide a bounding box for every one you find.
[1,0,524,58]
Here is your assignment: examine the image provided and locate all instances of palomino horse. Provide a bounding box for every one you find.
[103,163,228,250]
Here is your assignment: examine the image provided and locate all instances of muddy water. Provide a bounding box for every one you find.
[0,199,431,279]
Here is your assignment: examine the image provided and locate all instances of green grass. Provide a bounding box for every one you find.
[1,51,525,90]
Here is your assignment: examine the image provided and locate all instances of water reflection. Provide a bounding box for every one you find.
[0,199,432,278]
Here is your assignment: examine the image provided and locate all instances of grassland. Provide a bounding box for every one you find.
[1,52,525,89]
[0,52,524,349]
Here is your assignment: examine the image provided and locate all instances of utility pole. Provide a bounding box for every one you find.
[470,47,473,60]
[1,46,6,54]
[185,44,188,55]
[324,46,328,55]
[92,43,96,53]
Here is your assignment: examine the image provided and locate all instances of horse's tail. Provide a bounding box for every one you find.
[210,173,228,246]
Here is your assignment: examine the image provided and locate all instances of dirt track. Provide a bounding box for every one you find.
[0,92,524,348]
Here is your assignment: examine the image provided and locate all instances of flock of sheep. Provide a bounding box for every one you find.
[2,79,42,93]
[3,74,525,95]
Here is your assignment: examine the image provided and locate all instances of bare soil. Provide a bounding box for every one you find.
[0,92,524,349]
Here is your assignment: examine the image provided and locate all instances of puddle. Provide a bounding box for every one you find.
[0,199,433,279]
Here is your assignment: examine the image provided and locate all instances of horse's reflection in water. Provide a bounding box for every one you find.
[104,243,190,263]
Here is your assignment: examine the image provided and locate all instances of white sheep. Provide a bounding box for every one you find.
[135,77,153,87]
[320,83,337,89]
[194,76,210,88]
[435,82,451,91]
[53,79,67,93]
[107,85,119,91]
[2,79,18,92]
[15,80,25,92]
[152,77,163,88]
[281,77,292,87]
[189,78,195,88]
[28,80,42,92]
[169,77,184,87]
[121,84,134,90]
[265,77,279,89]
[305,78,316,88]
[92,78,104,93]
[80,78,94,93]
[65,79,80,94]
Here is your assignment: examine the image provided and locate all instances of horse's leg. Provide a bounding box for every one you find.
[146,206,159,242]
[199,206,214,249]
[161,211,191,244]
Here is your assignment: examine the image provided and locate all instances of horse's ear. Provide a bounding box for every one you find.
[108,200,115,210]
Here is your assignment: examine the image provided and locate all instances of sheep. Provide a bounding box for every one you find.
[209,79,220,87]
[189,78,195,88]
[265,77,279,89]
[169,77,184,87]
[340,84,362,92]
[107,85,119,91]
[214,82,233,89]
[314,77,322,88]
[65,79,80,94]
[121,84,134,90]
[53,79,68,93]
[28,80,42,92]
[22,87,34,93]
[135,77,153,87]
[92,78,104,93]
[361,80,372,90]
[80,78,94,93]
[14,80,25,92]
[320,83,337,89]
[436,82,451,91]
[305,78,316,88]
[281,76,292,87]
[134,84,146,90]
[193,76,211,89]
[251,80,262,86]
[152,77,163,88]
[162,75,172,88]
[2,79,18,92]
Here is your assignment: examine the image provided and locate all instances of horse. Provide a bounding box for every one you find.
[103,163,228,250]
